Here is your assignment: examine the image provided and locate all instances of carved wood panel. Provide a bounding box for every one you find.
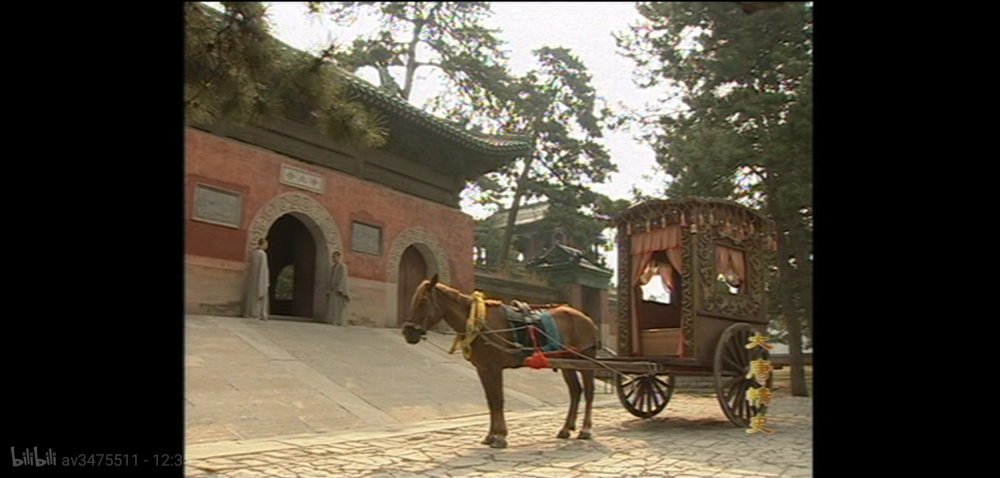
[695,228,766,320]
[617,226,631,356]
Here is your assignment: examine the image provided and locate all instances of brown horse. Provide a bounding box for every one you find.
[401,274,598,449]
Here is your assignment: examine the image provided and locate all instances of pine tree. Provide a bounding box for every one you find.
[617,1,813,396]
[184,2,388,149]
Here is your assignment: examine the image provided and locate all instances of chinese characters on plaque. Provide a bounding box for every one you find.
[351,222,382,255]
[192,184,242,229]
[280,164,324,194]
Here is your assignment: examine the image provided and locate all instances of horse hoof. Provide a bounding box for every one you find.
[577,430,592,440]
[557,430,570,439]
[489,437,507,449]
[481,435,495,445]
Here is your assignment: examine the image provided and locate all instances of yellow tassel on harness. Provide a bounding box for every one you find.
[449,291,486,360]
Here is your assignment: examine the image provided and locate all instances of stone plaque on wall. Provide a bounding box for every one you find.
[280,164,324,194]
[192,183,242,229]
[352,222,382,255]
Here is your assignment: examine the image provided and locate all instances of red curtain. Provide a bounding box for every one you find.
[715,245,746,286]
[631,226,683,291]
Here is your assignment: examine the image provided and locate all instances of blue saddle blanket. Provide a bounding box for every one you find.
[500,305,562,353]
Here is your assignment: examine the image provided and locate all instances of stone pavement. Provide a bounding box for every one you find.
[186,314,812,477]
[185,315,600,446]
[185,394,812,478]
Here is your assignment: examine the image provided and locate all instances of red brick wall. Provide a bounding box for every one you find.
[184,127,475,292]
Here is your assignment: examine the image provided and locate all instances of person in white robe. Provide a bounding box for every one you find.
[244,238,270,321]
[326,251,351,325]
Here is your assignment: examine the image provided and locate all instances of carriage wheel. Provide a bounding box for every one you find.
[615,372,675,419]
[713,323,773,427]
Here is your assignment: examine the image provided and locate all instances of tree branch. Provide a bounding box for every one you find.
[401,4,443,100]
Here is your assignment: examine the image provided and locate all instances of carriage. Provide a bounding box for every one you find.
[543,197,778,427]
[403,197,779,447]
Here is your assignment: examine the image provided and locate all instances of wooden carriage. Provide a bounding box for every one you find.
[547,197,778,427]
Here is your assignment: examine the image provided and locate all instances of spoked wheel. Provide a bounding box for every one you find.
[615,372,675,419]
[714,323,774,427]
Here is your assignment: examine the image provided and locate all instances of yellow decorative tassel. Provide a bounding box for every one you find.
[449,291,487,361]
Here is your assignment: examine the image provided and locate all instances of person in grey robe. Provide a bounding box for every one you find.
[326,251,351,325]
[244,238,270,321]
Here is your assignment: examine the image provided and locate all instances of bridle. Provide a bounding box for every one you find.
[407,284,442,337]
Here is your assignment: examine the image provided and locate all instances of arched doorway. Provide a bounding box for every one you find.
[397,245,427,326]
[266,214,317,319]
[246,192,344,322]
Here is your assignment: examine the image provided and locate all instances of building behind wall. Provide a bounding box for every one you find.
[184,29,532,327]
[473,204,616,350]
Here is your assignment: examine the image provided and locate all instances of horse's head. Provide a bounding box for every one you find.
[402,273,441,344]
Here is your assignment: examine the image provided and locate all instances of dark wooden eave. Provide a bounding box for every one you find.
[338,73,533,179]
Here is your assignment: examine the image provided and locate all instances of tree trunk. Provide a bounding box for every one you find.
[776,233,809,397]
[765,179,809,397]
[791,223,813,345]
[498,157,534,265]
[401,23,423,101]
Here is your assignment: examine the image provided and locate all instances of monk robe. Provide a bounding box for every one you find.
[326,260,350,325]
[244,248,269,320]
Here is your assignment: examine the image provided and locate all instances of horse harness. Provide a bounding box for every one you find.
[421,286,595,362]
[467,299,595,360]
[501,301,564,353]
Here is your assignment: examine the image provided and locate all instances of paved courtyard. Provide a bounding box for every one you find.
[186,394,811,478]
[185,315,812,477]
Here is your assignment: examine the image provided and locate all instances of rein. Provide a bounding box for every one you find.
[417,287,643,380]
[434,288,594,359]
[420,286,534,357]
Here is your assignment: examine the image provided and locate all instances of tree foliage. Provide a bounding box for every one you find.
[308,1,510,110]
[184,2,388,149]
[312,2,621,268]
[617,2,813,395]
[483,47,620,265]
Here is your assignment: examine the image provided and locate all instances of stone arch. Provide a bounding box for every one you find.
[246,192,344,320]
[246,193,343,259]
[386,227,451,285]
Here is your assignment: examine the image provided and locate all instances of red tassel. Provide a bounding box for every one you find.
[524,350,550,369]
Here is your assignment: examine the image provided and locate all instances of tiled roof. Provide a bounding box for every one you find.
[478,201,549,229]
[527,243,613,275]
[336,73,533,156]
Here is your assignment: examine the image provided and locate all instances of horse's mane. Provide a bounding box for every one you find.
[427,281,503,307]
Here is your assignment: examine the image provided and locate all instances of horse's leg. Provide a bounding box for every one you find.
[557,369,582,439]
[476,367,498,446]
[477,367,508,448]
[577,370,595,440]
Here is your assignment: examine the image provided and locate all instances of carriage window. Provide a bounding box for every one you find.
[717,273,740,294]
[641,278,671,304]
[716,245,746,295]
[639,252,674,304]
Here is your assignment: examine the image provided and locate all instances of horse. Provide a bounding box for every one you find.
[401,273,599,449]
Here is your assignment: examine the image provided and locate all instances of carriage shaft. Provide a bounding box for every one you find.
[544,358,713,376]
